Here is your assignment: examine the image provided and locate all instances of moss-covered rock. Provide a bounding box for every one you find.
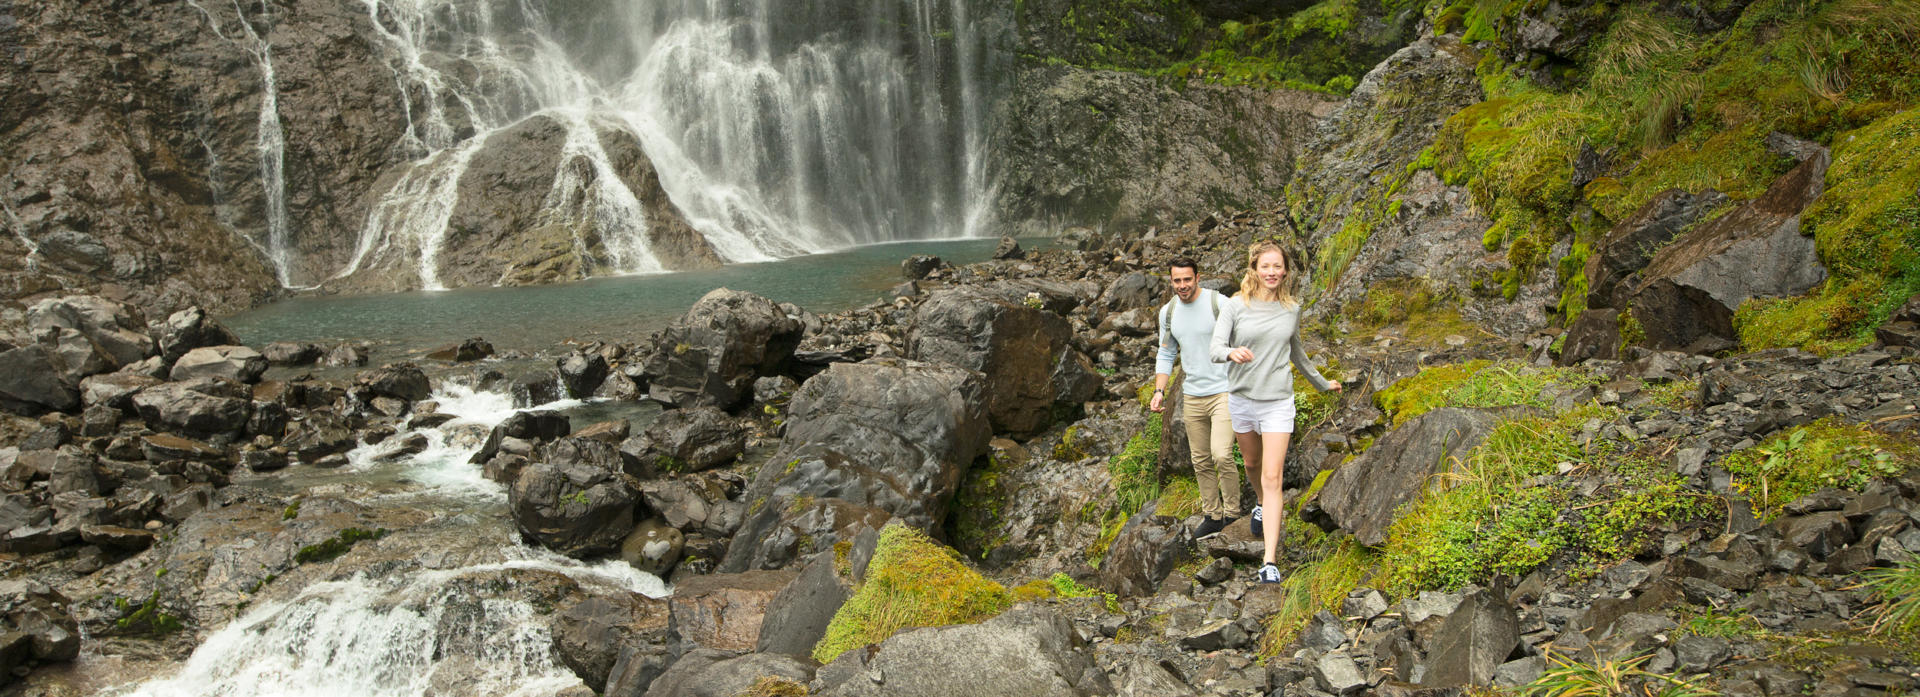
[812,525,1011,664]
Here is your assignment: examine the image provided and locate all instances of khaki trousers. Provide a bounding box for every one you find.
[1182,391,1239,518]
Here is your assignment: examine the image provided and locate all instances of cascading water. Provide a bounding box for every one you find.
[335,0,1002,288]
[189,0,298,288]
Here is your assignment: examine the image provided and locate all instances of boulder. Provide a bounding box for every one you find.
[756,552,854,657]
[0,580,81,678]
[1628,151,1831,352]
[667,569,799,651]
[640,289,805,410]
[169,346,268,383]
[131,378,252,437]
[559,350,609,399]
[1096,501,1192,598]
[622,407,747,474]
[426,337,494,362]
[902,255,944,280]
[260,341,323,366]
[645,649,814,697]
[1319,408,1522,546]
[909,288,1087,436]
[355,362,431,403]
[38,327,117,383]
[1583,189,1728,309]
[1556,310,1620,366]
[549,591,670,693]
[813,605,1110,697]
[154,307,241,366]
[1102,271,1160,311]
[1419,587,1520,688]
[992,236,1024,260]
[79,372,160,411]
[719,360,989,572]
[619,519,684,576]
[471,410,573,469]
[24,295,155,367]
[319,343,369,368]
[509,461,643,558]
[281,411,358,464]
[0,346,80,415]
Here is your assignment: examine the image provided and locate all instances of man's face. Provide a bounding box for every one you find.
[1170,266,1197,302]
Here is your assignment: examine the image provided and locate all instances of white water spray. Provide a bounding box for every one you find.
[339,0,1002,288]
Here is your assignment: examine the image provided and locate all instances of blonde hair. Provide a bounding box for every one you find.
[1236,241,1298,307]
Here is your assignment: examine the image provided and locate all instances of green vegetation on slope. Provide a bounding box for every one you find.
[813,526,1011,664]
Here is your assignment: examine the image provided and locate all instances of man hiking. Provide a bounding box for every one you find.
[1149,257,1236,539]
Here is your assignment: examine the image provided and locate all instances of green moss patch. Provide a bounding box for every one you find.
[1374,360,1605,426]
[1719,419,1919,519]
[813,526,1011,664]
[294,527,390,565]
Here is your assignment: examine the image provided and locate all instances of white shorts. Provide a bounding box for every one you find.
[1229,394,1296,434]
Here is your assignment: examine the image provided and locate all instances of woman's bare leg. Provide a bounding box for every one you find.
[1259,431,1292,565]
[1235,431,1261,499]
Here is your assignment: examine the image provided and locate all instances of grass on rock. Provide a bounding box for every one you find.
[813,526,1010,664]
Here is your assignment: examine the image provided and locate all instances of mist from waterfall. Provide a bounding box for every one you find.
[330,0,1001,289]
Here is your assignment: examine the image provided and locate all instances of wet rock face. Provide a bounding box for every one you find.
[1582,189,1729,311]
[720,359,989,573]
[641,288,805,410]
[993,65,1333,235]
[549,591,670,693]
[0,580,81,683]
[1629,151,1832,352]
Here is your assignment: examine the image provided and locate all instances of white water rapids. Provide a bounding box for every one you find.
[218,0,1002,289]
[111,384,666,697]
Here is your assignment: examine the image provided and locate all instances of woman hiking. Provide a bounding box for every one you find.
[1209,241,1341,584]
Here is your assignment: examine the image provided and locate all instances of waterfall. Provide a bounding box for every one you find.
[340,0,1001,287]
[190,0,298,288]
[119,559,668,697]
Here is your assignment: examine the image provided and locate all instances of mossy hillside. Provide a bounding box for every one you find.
[813,526,1012,664]
[1718,419,1920,519]
[1406,0,1920,332]
[1343,279,1483,349]
[1736,106,1920,355]
[1372,359,1603,426]
[1377,407,1717,595]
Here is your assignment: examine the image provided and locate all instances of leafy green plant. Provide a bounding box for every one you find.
[1720,420,1918,518]
[1048,572,1122,612]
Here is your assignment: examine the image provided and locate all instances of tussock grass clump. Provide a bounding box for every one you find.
[1859,553,1920,636]
[1719,419,1919,519]
[813,526,1011,664]
[1258,535,1376,656]
[1522,650,1717,697]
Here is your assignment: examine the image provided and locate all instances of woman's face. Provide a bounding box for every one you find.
[1255,250,1286,290]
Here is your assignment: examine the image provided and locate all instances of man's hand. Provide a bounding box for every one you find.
[1228,347,1254,364]
[1150,392,1164,412]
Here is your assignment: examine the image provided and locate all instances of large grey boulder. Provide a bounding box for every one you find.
[909,288,1093,437]
[640,288,805,410]
[1318,407,1523,547]
[1419,587,1520,688]
[130,378,252,437]
[169,346,268,383]
[508,461,643,559]
[549,590,670,694]
[1102,271,1161,311]
[719,359,989,572]
[25,295,155,367]
[756,552,854,657]
[1556,309,1621,366]
[1583,189,1729,310]
[1628,151,1831,352]
[646,649,815,697]
[814,605,1111,697]
[154,307,241,367]
[354,362,431,403]
[0,346,80,415]
[620,407,748,474]
[667,569,798,652]
[1096,501,1193,598]
[0,580,81,681]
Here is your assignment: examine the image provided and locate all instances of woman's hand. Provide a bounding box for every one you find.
[1329,382,1343,392]
[1228,347,1254,363]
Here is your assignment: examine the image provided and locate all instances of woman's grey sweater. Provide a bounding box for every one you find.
[1207,296,1334,401]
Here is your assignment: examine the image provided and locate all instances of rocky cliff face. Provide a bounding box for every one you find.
[993,65,1335,236]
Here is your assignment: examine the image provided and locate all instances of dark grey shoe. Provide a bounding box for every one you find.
[1194,517,1226,539]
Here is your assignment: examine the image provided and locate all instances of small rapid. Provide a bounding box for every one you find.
[112,382,660,697]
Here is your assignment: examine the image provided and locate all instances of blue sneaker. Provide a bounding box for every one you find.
[1249,505,1263,539]
[1258,563,1282,584]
